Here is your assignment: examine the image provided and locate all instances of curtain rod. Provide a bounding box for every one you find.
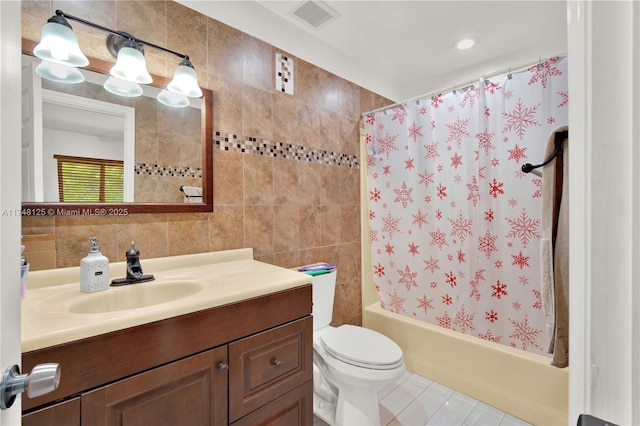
[361,54,567,117]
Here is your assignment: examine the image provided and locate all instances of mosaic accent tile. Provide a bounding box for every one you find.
[276,52,294,94]
[135,163,203,178]
[213,131,359,168]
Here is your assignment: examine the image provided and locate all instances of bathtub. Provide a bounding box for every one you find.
[359,138,568,425]
[363,303,568,425]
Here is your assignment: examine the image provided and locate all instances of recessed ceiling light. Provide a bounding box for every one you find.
[455,37,478,50]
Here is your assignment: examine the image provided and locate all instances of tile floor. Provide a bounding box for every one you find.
[313,370,533,426]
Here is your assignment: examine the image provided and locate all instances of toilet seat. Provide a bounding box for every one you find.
[319,325,404,370]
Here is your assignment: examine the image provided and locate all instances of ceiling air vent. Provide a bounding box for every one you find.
[290,1,339,30]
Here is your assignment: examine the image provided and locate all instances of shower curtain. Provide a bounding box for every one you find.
[364,57,568,355]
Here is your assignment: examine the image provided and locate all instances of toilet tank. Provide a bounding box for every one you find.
[308,269,337,331]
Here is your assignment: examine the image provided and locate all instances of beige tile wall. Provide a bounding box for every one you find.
[21,0,390,326]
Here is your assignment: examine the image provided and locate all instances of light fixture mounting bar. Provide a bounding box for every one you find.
[54,9,189,60]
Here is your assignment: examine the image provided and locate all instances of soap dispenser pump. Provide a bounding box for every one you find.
[80,237,109,293]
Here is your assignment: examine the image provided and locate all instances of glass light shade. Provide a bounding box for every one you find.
[35,60,85,84]
[33,20,89,67]
[103,77,143,97]
[157,89,189,108]
[167,60,202,98]
[110,45,152,84]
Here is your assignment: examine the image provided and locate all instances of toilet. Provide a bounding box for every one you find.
[303,264,405,426]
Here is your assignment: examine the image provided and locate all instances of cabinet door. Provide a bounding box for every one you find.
[22,397,80,426]
[229,316,312,422]
[81,346,228,426]
[231,382,313,426]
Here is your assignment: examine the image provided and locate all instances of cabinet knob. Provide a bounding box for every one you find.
[272,359,282,368]
[217,362,229,373]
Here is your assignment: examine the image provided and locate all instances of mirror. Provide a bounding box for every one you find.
[21,39,213,215]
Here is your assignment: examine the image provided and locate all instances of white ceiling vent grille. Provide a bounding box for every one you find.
[290,1,339,30]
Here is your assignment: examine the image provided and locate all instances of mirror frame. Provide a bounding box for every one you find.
[21,38,213,215]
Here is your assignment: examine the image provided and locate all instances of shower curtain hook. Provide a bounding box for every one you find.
[507,67,513,80]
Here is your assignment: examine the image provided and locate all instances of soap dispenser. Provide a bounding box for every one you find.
[80,237,109,293]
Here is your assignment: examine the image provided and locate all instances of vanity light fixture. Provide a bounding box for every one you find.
[103,77,144,98]
[157,89,190,108]
[33,9,202,105]
[35,60,85,84]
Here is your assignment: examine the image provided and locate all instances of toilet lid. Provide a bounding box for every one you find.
[320,325,403,369]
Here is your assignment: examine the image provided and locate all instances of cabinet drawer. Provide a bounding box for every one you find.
[231,381,313,426]
[229,316,312,422]
[22,397,80,426]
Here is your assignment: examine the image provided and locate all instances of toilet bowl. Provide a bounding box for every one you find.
[300,265,405,426]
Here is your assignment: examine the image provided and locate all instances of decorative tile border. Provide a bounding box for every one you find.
[135,163,202,178]
[213,131,360,168]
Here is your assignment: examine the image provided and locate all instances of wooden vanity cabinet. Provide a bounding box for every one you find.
[22,285,313,426]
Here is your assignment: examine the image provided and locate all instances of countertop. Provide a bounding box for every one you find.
[22,248,312,352]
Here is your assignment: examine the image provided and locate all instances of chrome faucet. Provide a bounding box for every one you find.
[111,241,155,286]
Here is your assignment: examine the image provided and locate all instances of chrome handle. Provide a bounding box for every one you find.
[217,362,229,373]
[272,359,282,368]
[0,363,61,409]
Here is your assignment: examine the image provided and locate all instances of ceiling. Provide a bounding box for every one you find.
[177,1,567,103]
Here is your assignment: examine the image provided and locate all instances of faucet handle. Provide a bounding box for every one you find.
[129,241,138,255]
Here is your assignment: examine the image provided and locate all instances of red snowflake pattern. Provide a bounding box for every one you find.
[429,227,449,250]
[450,152,463,169]
[431,94,444,108]
[486,310,499,323]
[508,315,543,350]
[489,178,505,198]
[466,176,480,206]
[418,170,435,189]
[484,81,502,94]
[506,209,540,247]
[412,209,429,229]
[393,182,413,208]
[449,211,473,243]
[417,295,435,314]
[374,263,385,277]
[391,105,408,124]
[512,251,531,269]
[507,144,528,163]
[445,271,457,287]
[532,289,542,309]
[408,121,423,142]
[453,305,475,334]
[478,230,498,258]
[436,312,452,329]
[528,57,562,89]
[502,99,541,140]
[423,255,440,274]
[491,280,509,299]
[425,142,439,159]
[442,294,453,305]
[478,329,502,343]
[398,265,418,291]
[381,211,402,239]
[436,183,447,199]
[557,91,569,108]
[377,132,400,158]
[476,130,495,154]
[446,117,470,147]
[387,289,407,314]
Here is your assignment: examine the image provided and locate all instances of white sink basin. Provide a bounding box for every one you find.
[68,281,204,314]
